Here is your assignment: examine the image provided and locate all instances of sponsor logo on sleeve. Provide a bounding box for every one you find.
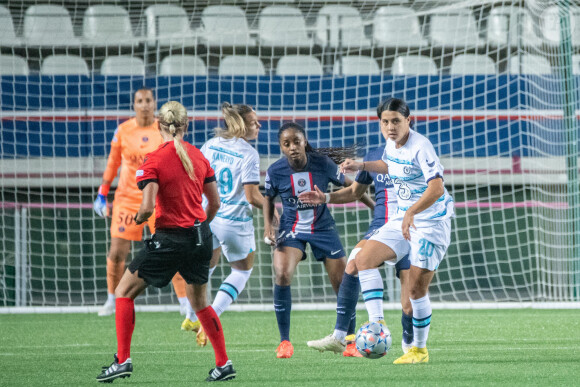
[136,170,144,177]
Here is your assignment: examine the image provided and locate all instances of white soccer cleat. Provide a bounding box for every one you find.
[402,340,413,354]
[98,300,115,316]
[307,334,346,354]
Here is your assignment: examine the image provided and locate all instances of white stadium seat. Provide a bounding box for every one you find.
[509,54,552,75]
[334,56,380,76]
[219,56,266,76]
[100,56,145,76]
[200,6,256,47]
[486,6,541,47]
[23,5,80,46]
[144,5,197,47]
[540,5,580,47]
[83,5,137,47]
[373,6,427,48]
[276,55,323,76]
[0,6,21,46]
[0,55,29,75]
[258,6,314,47]
[159,55,207,76]
[429,10,484,48]
[41,55,90,76]
[315,5,370,48]
[391,56,438,75]
[450,54,497,75]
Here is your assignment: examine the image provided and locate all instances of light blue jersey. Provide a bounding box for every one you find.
[382,130,454,225]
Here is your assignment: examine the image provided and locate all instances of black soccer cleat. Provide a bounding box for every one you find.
[96,355,133,383]
[206,360,236,382]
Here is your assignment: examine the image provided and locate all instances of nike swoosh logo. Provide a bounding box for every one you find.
[331,250,341,255]
[297,189,307,194]
[427,160,435,167]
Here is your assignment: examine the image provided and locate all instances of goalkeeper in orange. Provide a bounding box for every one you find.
[93,87,188,317]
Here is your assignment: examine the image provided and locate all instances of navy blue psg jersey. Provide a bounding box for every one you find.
[355,146,397,229]
[265,152,345,234]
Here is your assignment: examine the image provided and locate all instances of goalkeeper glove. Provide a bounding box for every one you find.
[93,184,110,217]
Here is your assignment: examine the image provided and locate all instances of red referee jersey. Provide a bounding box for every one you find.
[136,140,215,229]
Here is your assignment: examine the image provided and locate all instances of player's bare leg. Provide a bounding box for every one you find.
[99,238,131,316]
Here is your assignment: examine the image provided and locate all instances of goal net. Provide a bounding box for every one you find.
[1,0,579,311]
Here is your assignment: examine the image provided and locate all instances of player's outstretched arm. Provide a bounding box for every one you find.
[340,159,388,175]
[343,177,374,211]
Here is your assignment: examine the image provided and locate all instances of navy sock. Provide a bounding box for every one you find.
[335,273,360,333]
[401,311,414,345]
[274,284,292,342]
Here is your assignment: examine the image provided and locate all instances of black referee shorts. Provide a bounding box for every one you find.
[128,221,213,287]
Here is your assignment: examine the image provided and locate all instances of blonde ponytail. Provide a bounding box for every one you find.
[158,101,195,180]
[214,102,254,139]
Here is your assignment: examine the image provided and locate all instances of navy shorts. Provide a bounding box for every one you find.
[129,221,213,287]
[364,225,410,278]
[276,227,345,261]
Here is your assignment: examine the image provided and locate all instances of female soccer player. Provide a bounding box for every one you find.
[182,102,279,346]
[93,88,189,317]
[96,101,235,383]
[300,145,413,357]
[340,97,454,364]
[263,122,373,359]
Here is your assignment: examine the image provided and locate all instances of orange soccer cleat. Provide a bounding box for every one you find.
[342,342,363,357]
[276,340,294,359]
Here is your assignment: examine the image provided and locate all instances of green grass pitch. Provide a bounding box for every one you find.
[1,309,579,386]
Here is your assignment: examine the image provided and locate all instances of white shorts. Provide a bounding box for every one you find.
[368,218,451,271]
[210,218,256,263]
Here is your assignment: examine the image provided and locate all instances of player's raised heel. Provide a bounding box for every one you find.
[276,340,294,358]
[98,300,115,317]
[306,334,346,353]
[181,318,201,332]
[206,360,236,382]
[393,346,429,364]
[96,356,133,383]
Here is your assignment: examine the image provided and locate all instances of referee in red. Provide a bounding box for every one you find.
[97,101,236,383]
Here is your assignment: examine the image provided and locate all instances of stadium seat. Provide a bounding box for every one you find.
[100,56,145,76]
[509,54,552,74]
[391,55,438,75]
[540,5,580,47]
[258,6,314,47]
[218,56,266,76]
[144,5,197,47]
[200,6,256,47]
[0,55,29,75]
[315,5,370,48]
[450,54,496,75]
[373,6,427,48]
[40,55,90,76]
[159,55,207,76]
[429,9,484,48]
[82,5,137,47]
[23,5,80,46]
[0,6,21,46]
[486,6,541,47]
[333,56,380,76]
[276,55,323,76]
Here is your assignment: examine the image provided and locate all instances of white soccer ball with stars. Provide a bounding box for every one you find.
[355,321,392,359]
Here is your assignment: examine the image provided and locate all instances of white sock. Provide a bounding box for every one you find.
[107,293,115,303]
[333,330,347,342]
[212,268,253,316]
[358,268,384,322]
[178,297,189,308]
[410,294,432,349]
[186,266,217,321]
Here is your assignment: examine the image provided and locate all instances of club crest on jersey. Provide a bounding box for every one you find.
[298,178,306,187]
[118,226,125,232]
[142,136,149,143]
[404,166,412,175]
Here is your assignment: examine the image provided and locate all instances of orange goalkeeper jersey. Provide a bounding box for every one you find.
[102,117,162,204]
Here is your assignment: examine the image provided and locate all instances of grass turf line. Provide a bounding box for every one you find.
[0,309,579,386]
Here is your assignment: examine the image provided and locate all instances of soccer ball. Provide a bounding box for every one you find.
[355,321,392,359]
